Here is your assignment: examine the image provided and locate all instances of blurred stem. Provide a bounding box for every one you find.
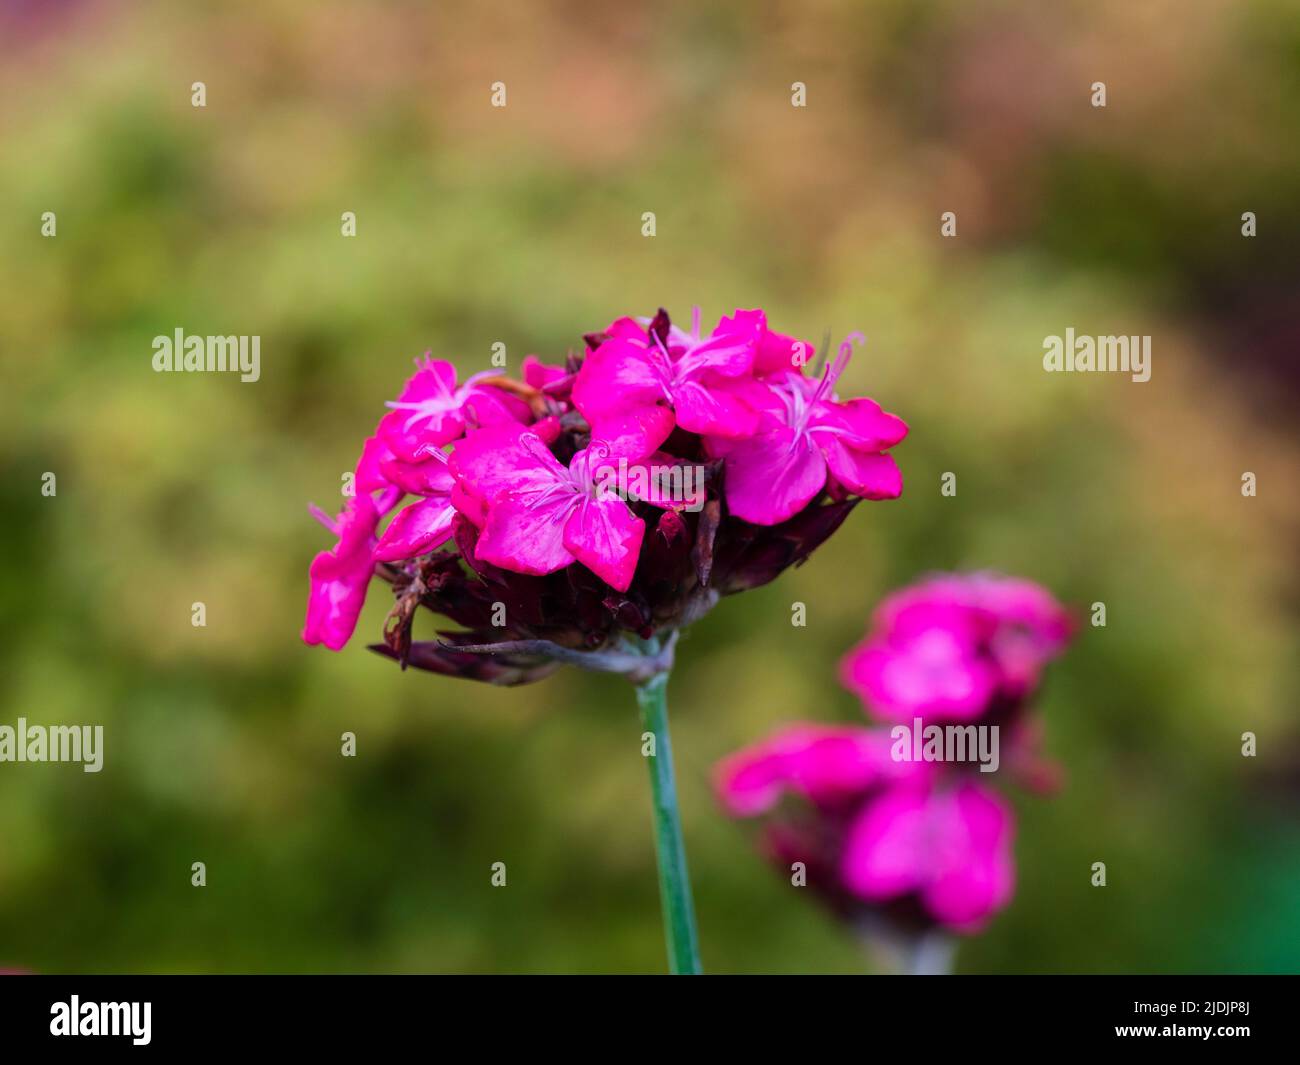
[899,931,956,976]
[857,921,955,975]
[635,670,702,974]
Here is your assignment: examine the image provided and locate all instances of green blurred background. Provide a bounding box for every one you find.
[1,0,1297,973]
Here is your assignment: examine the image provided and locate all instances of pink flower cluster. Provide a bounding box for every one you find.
[303,309,907,656]
[715,573,1073,934]
[573,310,906,525]
[716,726,1013,930]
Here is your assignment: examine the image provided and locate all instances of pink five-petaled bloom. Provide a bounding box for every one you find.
[841,572,1074,724]
[705,336,908,526]
[714,723,1014,932]
[379,356,530,462]
[302,494,382,651]
[450,426,645,592]
[571,309,766,458]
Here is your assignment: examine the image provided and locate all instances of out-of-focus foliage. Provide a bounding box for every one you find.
[0,0,1296,972]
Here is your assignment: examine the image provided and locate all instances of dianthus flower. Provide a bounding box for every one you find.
[717,573,1073,971]
[715,725,1014,941]
[303,309,908,973]
[842,572,1074,726]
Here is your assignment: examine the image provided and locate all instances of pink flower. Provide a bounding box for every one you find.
[350,362,559,571]
[305,308,907,680]
[706,336,908,525]
[842,573,1074,724]
[714,723,926,816]
[571,309,766,457]
[714,723,1015,932]
[842,781,1015,931]
[379,356,530,462]
[302,495,381,651]
[351,414,473,569]
[450,426,645,592]
[843,607,1001,723]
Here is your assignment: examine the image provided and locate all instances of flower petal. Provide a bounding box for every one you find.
[378,454,456,497]
[818,444,903,500]
[714,724,919,816]
[756,326,816,377]
[842,780,1014,931]
[721,425,827,525]
[811,397,909,450]
[672,378,760,438]
[603,316,649,343]
[449,426,569,505]
[475,493,577,576]
[396,357,458,405]
[377,358,470,457]
[302,496,379,651]
[586,405,676,461]
[571,337,667,423]
[841,786,933,900]
[918,784,1015,930]
[675,310,762,379]
[378,407,460,464]
[463,384,531,428]
[618,452,708,510]
[522,355,567,389]
[354,432,394,495]
[841,626,999,723]
[562,496,645,591]
[374,497,457,562]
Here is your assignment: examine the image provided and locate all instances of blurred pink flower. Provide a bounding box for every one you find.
[841,779,1015,931]
[714,723,1014,933]
[715,723,925,816]
[842,572,1073,724]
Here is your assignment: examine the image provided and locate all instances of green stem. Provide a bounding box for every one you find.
[635,671,702,974]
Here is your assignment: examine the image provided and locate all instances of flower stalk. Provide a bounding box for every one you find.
[634,664,702,975]
[447,629,700,972]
